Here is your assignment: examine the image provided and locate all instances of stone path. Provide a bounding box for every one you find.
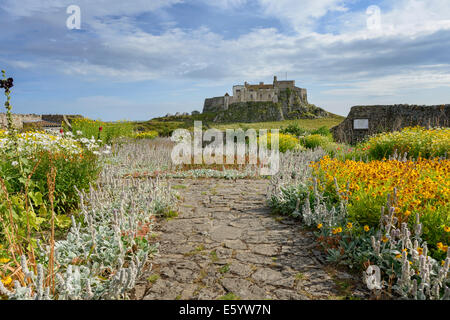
[133,179,369,300]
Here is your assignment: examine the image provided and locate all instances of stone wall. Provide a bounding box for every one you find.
[331,104,450,144]
[203,97,226,113]
[0,113,84,130]
[0,113,41,129]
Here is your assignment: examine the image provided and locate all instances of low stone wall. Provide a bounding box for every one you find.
[0,113,41,130]
[0,113,84,130]
[41,114,83,124]
[331,104,450,144]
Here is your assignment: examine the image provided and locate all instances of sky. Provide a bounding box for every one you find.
[1,0,450,121]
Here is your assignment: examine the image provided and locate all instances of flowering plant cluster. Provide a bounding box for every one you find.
[69,118,134,144]
[354,126,450,160]
[268,149,449,299]
[312,156,449,260]
[258,132,303,153]
[0,138,179,299]
[134,131,159,140]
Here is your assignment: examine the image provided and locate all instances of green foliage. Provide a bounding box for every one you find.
[353,127,450,160]
[219,292,240,300]
[259,132,303,153]
[310,126,332,138]
[134,130,159,140]
[1,150,101,215]
[69,118,134,144]
[280,123,309,137]
[302,134,333,149]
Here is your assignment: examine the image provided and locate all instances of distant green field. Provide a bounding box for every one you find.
[210,116,344,131]
[133,115,344,136]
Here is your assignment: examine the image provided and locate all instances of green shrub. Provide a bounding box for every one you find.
[259,132,303,153]
[69,118,134,144]
[280,124,308,137]
[302,134,333,149]
[356,126,450,160]
[310,126,332,138]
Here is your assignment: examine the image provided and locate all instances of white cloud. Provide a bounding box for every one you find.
[1,0,182,18]
[257,0,347,32]
[2,0,450,109]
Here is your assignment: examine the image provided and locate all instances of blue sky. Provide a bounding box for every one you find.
[1,0,450,121]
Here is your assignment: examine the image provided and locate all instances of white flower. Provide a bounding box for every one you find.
[76,131,83,135]
[12,161,19,167]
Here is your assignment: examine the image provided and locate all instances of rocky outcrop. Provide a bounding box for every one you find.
[331,104,450,144]
[213,102,284,123]
[211,88,329,123]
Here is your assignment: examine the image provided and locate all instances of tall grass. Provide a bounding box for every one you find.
[68,118,134,144]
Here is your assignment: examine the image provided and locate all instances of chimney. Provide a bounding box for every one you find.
[273,76,277,83]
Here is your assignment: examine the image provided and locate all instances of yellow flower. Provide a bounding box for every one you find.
[364,225,370,232]
[346,222,353,230]
[442,260,446,266]
[417,247,423,255]
[0,257,10,264]
[317,223,323,229]
[332,227,342,235]
[402,248,408,255]
[395,254,402,259]
[381,236,388,243]
[444,226,450,233]
[404,210,412,217]
[437,242,444,250]
[1,276,12,286]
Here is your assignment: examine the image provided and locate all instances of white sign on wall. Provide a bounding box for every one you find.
[354,119,369,130]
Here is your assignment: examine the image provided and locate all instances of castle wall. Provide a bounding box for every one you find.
[203,77,308,113]
[276,80,295,90]
[331,104,450,144]
[203,97,226,113]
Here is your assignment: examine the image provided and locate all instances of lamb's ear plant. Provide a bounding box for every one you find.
[1,137,178,299]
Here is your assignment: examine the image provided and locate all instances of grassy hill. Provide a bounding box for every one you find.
[133,113,344,137]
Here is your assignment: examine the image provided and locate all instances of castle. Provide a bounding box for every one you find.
[203,76,308,113]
